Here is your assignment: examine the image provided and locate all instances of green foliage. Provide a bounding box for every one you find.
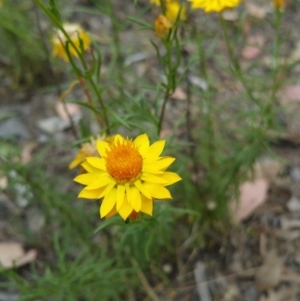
[0,0,293,299]
[0,0,47,86]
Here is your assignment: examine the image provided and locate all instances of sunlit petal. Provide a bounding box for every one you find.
[143,157,175,173]
[86,157,106,170]
[105,205,117,219]
[100,188,117,218]
[134,134,150,157]
[98,182,115,198]
[118,196,133,220]
[74,173,101,185]
[129,186,142,212]
[140,195,153,215]
[85,175,115,190]
[97,140,110,158]
[146,140,165,159]
[141,173,168,184]
[116,185,125,210]
[134,180,152,199]
[78,187,105,199]
[81,161,101,173]
[143,183,172,199]
[160,172,182,186]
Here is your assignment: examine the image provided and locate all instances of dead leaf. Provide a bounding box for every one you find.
[21,141,38,164]
[288,42,300,64]
[242,46,262,60]
[233,178,269,221]
[241,35,265,60]
[279,85,300,104]
[55,102,82,122]
[0,242,37,269]
[277,85,300,143]
[259,285,297,301]
[170,87,187,100]
[0,175,8,190]
[245,1,271,19]
[254,250,283,292]
[259,290,280,301]
[276,216,300,240]
[258,158,282,182]
[222,9,239,21]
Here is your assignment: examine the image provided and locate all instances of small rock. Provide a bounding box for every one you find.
[290,167,300,182]
[0,117,30,140]
[162,263,173,274]
[37,116,70,134]
[287,196,300,212]
[26,208,45,234]
[8,170,33,208]
[188,75,208,91]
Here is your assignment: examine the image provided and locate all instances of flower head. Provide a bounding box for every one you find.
[51,23,91,61]
[273,0,286,10]
[151,0,187,21]
[188,0,242,13]
[154,14,173,38]
[74,134,181,220]
[69,136,113,172]
[165,1,187,21]
[150,0,161,5]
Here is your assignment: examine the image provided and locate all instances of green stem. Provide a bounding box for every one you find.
[157,37,172,135]
[33,0,111,134]
[220,15,259,107]
[263,8,283,129]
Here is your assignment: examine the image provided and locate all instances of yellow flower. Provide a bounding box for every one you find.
[51,23,91,61]
[154,14,173,39]
[188,0,242,13]
[150,0,187,21]
[69,138,99,170]
[165,1,187,21]
[273,0,285,9]
[74,134,181,220]
[150,0,162,5]
[69,136,114,172]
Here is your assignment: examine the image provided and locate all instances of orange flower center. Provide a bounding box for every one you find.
[105,139,143,184]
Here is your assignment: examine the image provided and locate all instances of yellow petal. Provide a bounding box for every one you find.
[96,140,110,157]
[125,183,132,201]
[98,182,115,199]
[160,172,182,186]
[114,134,124,144]
[100,188,117,218]
[118,196,133,220]
[116,185,125,210]
[74,173,102,185]
[81,161,100,173]
[146,140,165,160]
[140,195,153,215]
[134,134,150,157]
[129,186,142,212]
[69,154,85,169]
[78,187,105,199]
[143,183,172,199]
[141,173,168,184]
[85,175,115,190]
[86,157,106,170]
[134,180,152,199]
[143,157,175,173]
[105,205,117,219]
